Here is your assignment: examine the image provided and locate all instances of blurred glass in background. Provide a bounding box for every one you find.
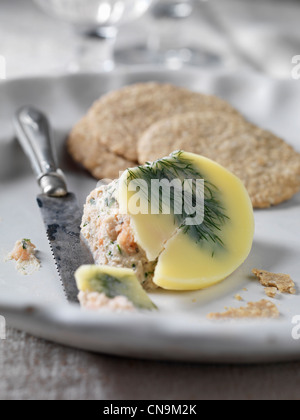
[33,0,154,71]
[116,0,220,68]
[1,0,295,79]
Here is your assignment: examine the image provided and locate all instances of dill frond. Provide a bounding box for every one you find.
[126,151,229,252]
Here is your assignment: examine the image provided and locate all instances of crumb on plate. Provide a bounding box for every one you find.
[234,294,243,301]
[6,239,40,276]
[264,287,278,299]
[252,269,296,295]
[207,299,280,320]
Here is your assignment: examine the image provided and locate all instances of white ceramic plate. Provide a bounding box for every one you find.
[1,69,300,363]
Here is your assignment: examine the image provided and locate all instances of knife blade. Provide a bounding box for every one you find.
[14,106,94,303]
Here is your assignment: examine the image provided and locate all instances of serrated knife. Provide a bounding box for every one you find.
[14,106,94,303]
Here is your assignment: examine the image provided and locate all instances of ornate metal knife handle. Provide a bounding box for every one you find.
[14,106,68,197]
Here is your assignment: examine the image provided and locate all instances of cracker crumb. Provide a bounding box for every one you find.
[207,299,280,320]
[234,294,243,301]
[253,269,296,295]
[264,287,278,298]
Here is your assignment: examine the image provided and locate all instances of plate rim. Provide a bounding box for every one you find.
[1,69,300,363]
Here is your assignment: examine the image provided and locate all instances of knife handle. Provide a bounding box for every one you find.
[14,106,68,197]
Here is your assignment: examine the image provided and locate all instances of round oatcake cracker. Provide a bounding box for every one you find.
[68,118,135,180]
[138,111,247,163]
[85,83,240,161]
[137,112,300,208]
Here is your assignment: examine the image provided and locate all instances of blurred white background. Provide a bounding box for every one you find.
[0,0,299,79]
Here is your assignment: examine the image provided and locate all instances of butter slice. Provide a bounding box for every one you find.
[119,152,255,291]
[119,173,176,261]
[76,265,157,310]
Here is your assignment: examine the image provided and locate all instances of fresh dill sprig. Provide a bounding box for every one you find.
[126,151,229,252]
[22,239,31,250]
